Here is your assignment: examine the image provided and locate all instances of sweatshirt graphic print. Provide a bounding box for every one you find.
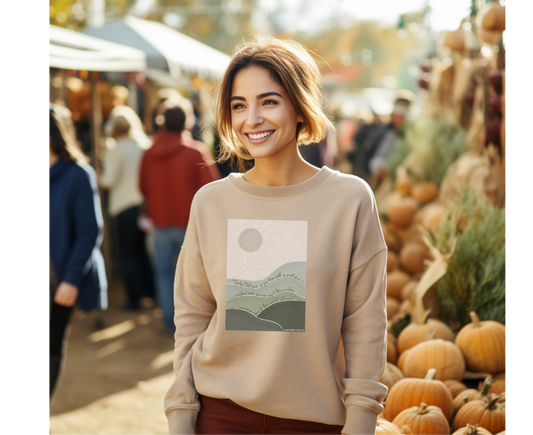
[225,219,307,332]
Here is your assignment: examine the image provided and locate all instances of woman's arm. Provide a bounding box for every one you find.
[164,200,217,435]
[341,183,389,435]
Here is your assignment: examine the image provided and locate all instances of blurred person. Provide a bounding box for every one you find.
[139,106,219,334]
[99,115,155,310]
[164,35,387,435]
[106,104,152,150]
[50,104,108,399]
[154,97,221,181]
[350,98,411,184]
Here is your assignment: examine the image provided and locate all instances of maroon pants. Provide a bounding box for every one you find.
[195,395,343,434]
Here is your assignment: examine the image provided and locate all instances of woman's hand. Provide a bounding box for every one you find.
[54,282,79,307]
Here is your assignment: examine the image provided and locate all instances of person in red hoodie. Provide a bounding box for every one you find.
[140,106,220,333]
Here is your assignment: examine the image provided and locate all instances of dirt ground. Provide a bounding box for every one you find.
[50,277,175,435]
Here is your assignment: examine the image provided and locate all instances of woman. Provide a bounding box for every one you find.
[164,36,388,435]
[50,104,107,399]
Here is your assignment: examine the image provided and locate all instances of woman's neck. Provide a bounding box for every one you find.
[243,148,320,186]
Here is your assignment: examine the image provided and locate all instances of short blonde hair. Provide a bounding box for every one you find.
[213,35,333,172]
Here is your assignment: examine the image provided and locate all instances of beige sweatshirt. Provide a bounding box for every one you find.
[164,166,388,435]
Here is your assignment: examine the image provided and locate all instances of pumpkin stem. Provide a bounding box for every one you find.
[469,311,480,328]
[417,402,429,414]
[465,424,479,434]
[480,375,493,397]
[462,396,469,404]
[424,368,437,381]
[486,393,501,410]
[426,329,436,340]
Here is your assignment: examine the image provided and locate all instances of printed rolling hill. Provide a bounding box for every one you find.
[226,261,306,332]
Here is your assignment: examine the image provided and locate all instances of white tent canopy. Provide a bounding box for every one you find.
[82,16,230,81]
[50,24,146,72]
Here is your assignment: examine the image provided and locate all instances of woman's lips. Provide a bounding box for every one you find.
[245,130,275,144]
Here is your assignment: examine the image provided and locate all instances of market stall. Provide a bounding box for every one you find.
[373,3,506,434]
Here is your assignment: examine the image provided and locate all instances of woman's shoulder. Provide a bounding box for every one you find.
[326,169,375,200]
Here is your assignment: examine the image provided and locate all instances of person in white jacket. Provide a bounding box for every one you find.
[99,114,155,310]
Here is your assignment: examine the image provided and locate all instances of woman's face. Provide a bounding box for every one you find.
[230,66,303,161]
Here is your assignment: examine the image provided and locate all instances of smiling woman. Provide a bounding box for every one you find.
[164,35,388,435]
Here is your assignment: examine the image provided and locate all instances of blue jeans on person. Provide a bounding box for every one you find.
[152,226,186,333]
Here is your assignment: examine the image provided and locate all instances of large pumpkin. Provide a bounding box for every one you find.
[452,423,492,435]
[455,311,505,373]
[397,319,454,354]
[396,349,410,372]
[392,403,450,435]
[384,368,454,422]
[403,333,465,381]
[376,418,402,435]
[452,394,505,434]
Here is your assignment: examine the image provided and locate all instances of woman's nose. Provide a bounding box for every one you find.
[246,106,263,127]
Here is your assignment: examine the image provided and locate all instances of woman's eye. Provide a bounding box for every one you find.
[231,103,244,110]
[263,99,278,106]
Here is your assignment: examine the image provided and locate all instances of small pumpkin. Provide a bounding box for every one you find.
[388,197,420,228]
[454,376,495,416]
[444,379,468,398]
[384,368,454,422]
[403,330,466,381]
[455,311,505,373]
[376,418,402,435]
[392,403,450,435]
[387,333,398,364]
[396,349,410,372]
[387,270,412,300]
[411,181,439,203]
[399,242,429,275]
[397,317,454,354]
[452,394,505,434]
[395,176,414,196]
[380,362,405,392]
[387,250,399,272]
[452,423,492,435]
[387,297,401,319]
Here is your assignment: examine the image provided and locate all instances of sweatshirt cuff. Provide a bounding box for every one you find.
[342,405,379,435]
[62,271,83,288]
[166,408,199,435]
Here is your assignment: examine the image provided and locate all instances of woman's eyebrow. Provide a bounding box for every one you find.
[230,92,283,102]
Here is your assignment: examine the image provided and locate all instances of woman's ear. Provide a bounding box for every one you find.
[297,114,304,124]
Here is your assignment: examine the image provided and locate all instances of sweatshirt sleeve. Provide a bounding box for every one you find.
[341,182,388,435]
[164,199,217,435]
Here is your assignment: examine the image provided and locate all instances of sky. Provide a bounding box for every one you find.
[259,0,475,33]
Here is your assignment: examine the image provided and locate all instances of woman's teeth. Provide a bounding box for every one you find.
[248,131,274,140]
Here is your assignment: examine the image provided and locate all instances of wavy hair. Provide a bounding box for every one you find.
[213,35,333,172]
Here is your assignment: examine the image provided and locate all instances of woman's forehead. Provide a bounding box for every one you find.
[231,66,285,97]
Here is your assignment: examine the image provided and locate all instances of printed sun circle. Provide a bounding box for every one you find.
[239,228,263,252]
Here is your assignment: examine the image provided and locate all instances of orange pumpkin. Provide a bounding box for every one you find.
[395,176,414,196]
[387,250,399,272]
[399,242,429,275]
[387,333,398,364]
[444,379,468,398]
[411,181,439,203]
[376,417,402,434]
[479,2,505,32]
[392,403,450,435]
[455,311,505,373]
[453,389,482,416]
[380,363,405,392]
[403,333,465,381]
[387,270,411,300]
[397,319,454,354]
[387,297,401,319]
[452,423,492,435]
[452,394,505,434]
[421,204,447,231]
[396,349,410,372]
[388,197,419,228]
[384,368,454,422]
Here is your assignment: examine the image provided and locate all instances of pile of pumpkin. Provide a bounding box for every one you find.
[376,176,506,434]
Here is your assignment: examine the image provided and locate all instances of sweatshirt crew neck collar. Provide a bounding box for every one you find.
[226,166,337,200]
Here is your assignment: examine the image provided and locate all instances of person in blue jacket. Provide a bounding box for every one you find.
[49,104,108,399]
